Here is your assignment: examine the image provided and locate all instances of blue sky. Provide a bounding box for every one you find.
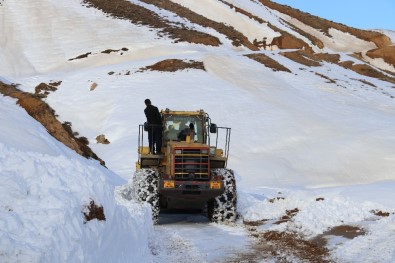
[271,0,395,31]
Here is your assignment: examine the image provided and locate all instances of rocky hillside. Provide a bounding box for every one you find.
[81,0,395,75]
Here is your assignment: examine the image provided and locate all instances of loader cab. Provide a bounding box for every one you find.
[136,109,230,171]
[162,110,206,144]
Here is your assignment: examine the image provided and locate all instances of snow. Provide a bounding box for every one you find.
[153,214,252,262]
[332,214,395,263]
[0,0,172,77]
[376,29,395,44]
[1,0,395,262]
[280,13,377,52]
[169,0,280,43]
[0,96,154,262]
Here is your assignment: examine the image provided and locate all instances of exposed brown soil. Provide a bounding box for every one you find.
[233,230,332,263]
[138,59,205,72]
[245,53,292,72]
[280,50,343,67]
[268,197,285,203]
[353,52,395,77]
[371,210,391,217]
[0,81,105,165]
[315,73,337,84]
[271,30,313,52]
[83,200,106,223]
[279,50,395,85]
[34,81,61,98]
[69,47,129,61]
[366,46,395,68]
[280,50,322,67]
[262,231,331,262]
[274,208,299,225]
[243,219,268,226]
[257,0,391,48]
[279,18,325,49]
[69,52,92,61]
[90,82,98,91]
[325,225,365,239]
[312,225,366,247]
[96,134,110,144]
[351,78,376,87]
[101,47,129,54]
[340,61,395,84]
[83,0,221,47]
[314,53,341,64]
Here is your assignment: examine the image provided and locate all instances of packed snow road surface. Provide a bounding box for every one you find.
[151,211,253,263]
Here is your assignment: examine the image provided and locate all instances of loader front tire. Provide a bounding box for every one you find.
[132,168,160,224]
[207,168,237,223]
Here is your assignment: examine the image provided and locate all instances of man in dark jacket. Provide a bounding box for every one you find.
[144,99,162,154]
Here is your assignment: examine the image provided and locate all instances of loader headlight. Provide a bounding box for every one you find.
[163,180,175,188]
[201,149,208,154]
[209,147,216,156]
[210,181,221,189]
[175,149,182,154]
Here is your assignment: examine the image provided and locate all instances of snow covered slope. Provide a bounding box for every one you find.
[0,95,153,262]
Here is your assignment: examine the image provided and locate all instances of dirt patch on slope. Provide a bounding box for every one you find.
[316,73,337,84]
[280,50,340,66]
[280,50,395,84]
[83,200,106,223]
[371,210,392,217]
[138,59,205,72]
[82,0,220,47]
[341,61,395,84]
[278,18,324,49]
[271,30,312,52]
[257,0,391,48]
[246,53,292,72]
[274,208,300,224]
[280,50,322,67]
[0,82,105,165]
[69,47,129,61]
[366,46,395,68]
[35,81,61,98]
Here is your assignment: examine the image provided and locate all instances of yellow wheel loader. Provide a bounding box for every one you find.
[133,109,236,223]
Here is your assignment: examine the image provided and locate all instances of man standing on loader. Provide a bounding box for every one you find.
[144,99,162,154]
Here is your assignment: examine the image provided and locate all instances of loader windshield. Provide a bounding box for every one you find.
[163,114,204,143]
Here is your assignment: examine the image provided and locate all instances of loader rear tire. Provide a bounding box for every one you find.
[207,168,237,223]
[132,168,160,224]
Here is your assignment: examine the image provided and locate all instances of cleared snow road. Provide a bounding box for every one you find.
[151,211,253,263]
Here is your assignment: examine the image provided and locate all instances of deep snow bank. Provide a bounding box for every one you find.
[0,95,153,262]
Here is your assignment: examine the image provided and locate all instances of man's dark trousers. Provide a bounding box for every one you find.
[148,125,162,154]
